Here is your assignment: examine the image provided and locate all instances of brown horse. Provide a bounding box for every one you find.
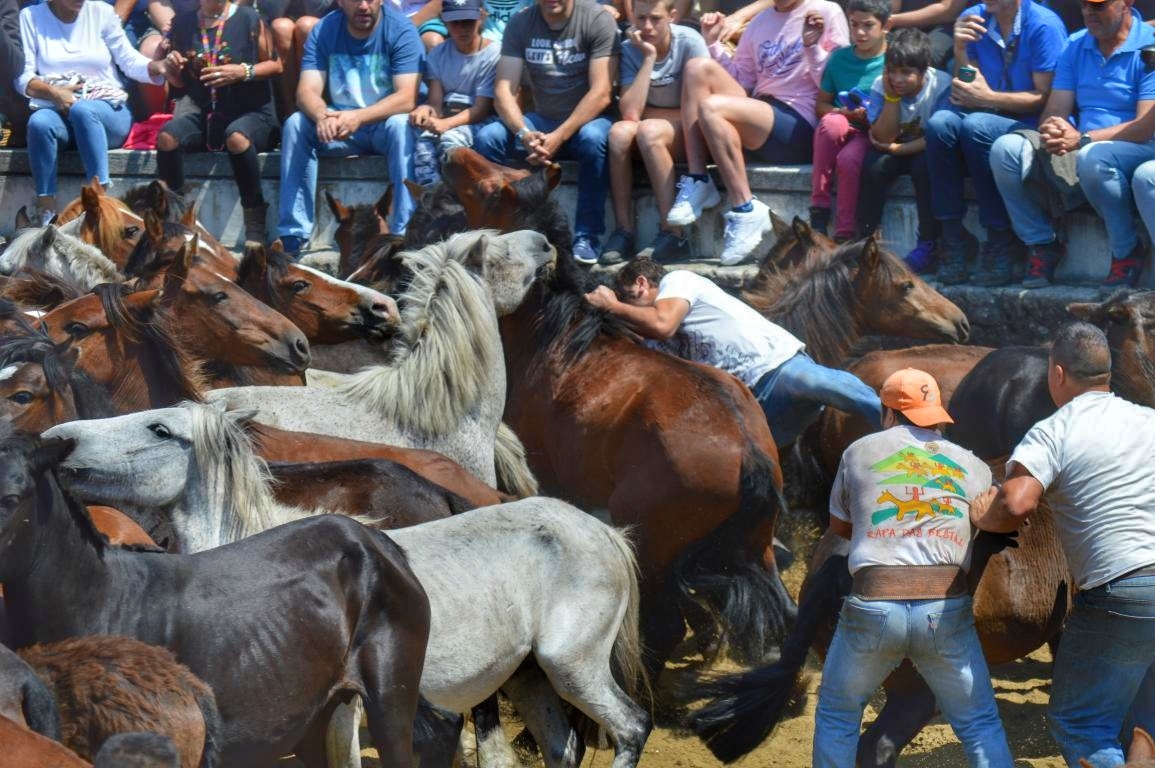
[18,636,221,767]
[742,217,971,367]
[118,180,226,259]
[57,178,145,270]
[325,188,392,279]
[0,715,92,768]
[125,211,240,283]
[1068,290,1155,408]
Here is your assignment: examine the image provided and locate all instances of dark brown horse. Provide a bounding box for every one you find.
[0,432,430,767]
[18,636,221,767]
[325,188,392,279]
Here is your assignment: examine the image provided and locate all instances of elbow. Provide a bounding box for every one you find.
[1005,494,1038,522]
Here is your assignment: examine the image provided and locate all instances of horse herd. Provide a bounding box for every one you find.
[0,148,1150,768]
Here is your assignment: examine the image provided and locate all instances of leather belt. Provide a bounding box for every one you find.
[852,565,968,601]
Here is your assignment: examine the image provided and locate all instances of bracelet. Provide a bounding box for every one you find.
[516,126,529,140]
[243,63,255,81]
[884,93,902,103]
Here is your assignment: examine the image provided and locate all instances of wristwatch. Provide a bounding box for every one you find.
[1078,132,1093,148]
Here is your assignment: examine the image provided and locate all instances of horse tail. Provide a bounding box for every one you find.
[683,551,850,763]
[676,447,797,665]
[600,523,651,705]
[493,422,539,498]
[789,426,835,525]
[195,684,224,768]
[20,677,61,741]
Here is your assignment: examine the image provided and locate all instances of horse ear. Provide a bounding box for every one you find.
[227,408,260,428]
[791,216,813,245]
[324,189,349,222]
[36,225,57,249]
[376,186,393,225]
[144,210,164,244]
[246,241,268,273]
[15,205,32,230]
[86,176,103,195]
[544,163,562,192]
[1130,727,1155,761]
[403,179,424,202]
[463,234,488,272]
[147,180,170,218]
[180,201,198,229]
[770,211,791,239]
[861,234,882,272]
[32,436,76,473]
[161,237,194,301]
[208,399,228,412]
[270,239,284,254]
[81,183,101,215]
[1066,301,1105,323]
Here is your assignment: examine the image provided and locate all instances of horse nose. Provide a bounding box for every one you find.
[956,315,971,342]
[290,333,311,369]
[370,294,400,325]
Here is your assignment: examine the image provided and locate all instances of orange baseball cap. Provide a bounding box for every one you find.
[880,368,954,427]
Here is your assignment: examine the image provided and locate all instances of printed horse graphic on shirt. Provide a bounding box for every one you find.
[874,488,963,524]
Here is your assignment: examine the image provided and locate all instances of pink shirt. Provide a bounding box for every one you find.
[708,0,848,127]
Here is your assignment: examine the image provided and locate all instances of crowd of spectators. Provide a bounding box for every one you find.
[3,0,1155,284]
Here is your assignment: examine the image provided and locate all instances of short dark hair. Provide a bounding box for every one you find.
[885,28,932,71]
[848,0,891,24]
[613,257,667,292]
[1050,321,1112,384]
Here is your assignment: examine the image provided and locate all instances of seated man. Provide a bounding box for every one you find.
[601,0,709,265]
[923,0,1067,286]
[989,0,1155,289]
[584,257,881,447]
[275,0,423,257]
[669,0,848,266]
[409,0,500,164]
[472,0,620,265]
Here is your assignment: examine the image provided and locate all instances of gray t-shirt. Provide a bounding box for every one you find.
[500,0,620,120]
[621,24,708,109]
[831,425,991,576]
[1011,390,1155,590]
[426,39,501,111]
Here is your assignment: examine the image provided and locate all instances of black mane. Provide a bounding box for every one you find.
[124,221,192,281]
[0,330,117,419]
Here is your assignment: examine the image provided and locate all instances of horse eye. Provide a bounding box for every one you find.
[211,292,229,304]
[0,495,19,510]
[148,423,172,439]
[65,322,90,339]
[7,391,32,405]
[290,280,310,293]
[901,280,915,293]
[124,226,141,239]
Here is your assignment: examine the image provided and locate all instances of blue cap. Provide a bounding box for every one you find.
[442,0,482,22]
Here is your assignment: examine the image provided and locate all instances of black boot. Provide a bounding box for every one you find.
[809,206,831,236]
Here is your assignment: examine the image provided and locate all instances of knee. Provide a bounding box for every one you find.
[635,119,668,151]
[226,131,250,153]
[1076,142,1117,182]
[295,16,318,38]
[155,131,180,151]
[67,100,101,125]
[608,121,638,154]
[817,112,850,138]
[1134,162,1155,195]
[573,121,609,155]
[989,134,1026,173]
[681,56,714,85]
[698,95,726,127]
[139,35,164,58]
[925,109,958,142]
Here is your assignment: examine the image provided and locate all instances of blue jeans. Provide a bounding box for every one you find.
[990,131,1068,246]
[1049,572,1155,768]
[1077,140,1155,259]
[27,100,132,196]
[815,594,1013,768]
[925,110,1020,231]
[277,111,415,238]
[472,112,611,239]
[752,352,881,447]
[1131,160,1155,248]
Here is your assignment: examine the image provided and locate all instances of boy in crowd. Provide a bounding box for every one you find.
[808,0,888,241]
[601,0,709,264]
[856,28,951,265]
[409,0,500,163]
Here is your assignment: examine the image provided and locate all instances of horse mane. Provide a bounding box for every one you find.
[0,331,118,419]
[534,257,637,364]
[123,221,190,280]
[0,268,85,310]
[752,239,906,365]
[57,195,133,259]
[236,245,292,311]
[119,182,191,222]
[402,184,471,249]
[94,285,206,402]
[340,231,501,437]
[0,227,123,289]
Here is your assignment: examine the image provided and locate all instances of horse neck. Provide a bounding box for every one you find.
[766,265,864,367]
[1112,342,1155,407]
[498,297,544,382]
[176,455,301,553]
[201,362,305,389]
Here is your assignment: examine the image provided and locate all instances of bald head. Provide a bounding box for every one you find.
[1050,321,1111,387]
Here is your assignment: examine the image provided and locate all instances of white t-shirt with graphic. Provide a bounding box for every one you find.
[866,67,951,144]
[831,425,991,575]
[652,270,805,388]
[1011,390,1155,590]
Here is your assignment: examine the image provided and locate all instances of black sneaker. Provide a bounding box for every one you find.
[599,229,635,266]
[1022,240,1063,289]
[648,230,691,264]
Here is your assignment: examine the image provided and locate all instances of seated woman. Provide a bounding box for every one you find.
[157,0,282,245]
[18,0,171,225]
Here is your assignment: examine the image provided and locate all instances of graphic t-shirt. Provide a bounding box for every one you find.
[301,6,423,110]
[819,45,884,102]
[867,67,951,143]
[651,270,805,388]
[426,39,500,109]
[621,24,708,109]
[482,0,532,42]
[831,425,991,575]
[1011,390,1155,590]
[500,0,620,120]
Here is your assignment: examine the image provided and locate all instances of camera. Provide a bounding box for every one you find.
[958,66,977,83]
[183,49,233,79]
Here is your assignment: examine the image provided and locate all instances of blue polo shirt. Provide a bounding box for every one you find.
[302,7,423,111]
[1052,8,1155,131]
[963,0,1067,127]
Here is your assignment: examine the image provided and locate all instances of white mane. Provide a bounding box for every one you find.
[338,231,502,438]
[0,225,123,289]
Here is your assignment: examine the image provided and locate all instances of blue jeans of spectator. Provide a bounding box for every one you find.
[925,110,1020,231]
[1048,572,1155,768]
[1130,160,1155,248]
[815,595,1012,768]
[472,112,611,239]
[989,131,1082,246]
[27,100,132,196]
[278,111,415,239]
[1077,140,1155,259]
[752,352,881,447]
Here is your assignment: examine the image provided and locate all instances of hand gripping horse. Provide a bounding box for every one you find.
[0,430,431,767]
[45,400,653,768]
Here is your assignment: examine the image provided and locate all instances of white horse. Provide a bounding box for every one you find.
[204,229,552,489]
[0,225,122,289]
[45,401,652,768]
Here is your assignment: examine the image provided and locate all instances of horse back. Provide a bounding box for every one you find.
[945,346,1053,459]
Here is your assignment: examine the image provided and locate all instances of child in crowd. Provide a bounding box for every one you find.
[808,0,888,241]
[601,0,708,264]
[410,0,499,167]
[856,27,950,266]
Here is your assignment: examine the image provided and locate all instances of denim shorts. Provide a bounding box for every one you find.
[747,96,815,164]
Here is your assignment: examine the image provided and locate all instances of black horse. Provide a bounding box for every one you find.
[0,432,431,767]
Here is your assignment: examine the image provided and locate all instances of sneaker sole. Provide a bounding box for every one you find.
[666,189,722,227]
[573,255,599,266]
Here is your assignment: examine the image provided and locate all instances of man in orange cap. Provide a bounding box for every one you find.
[813,367,1012,768]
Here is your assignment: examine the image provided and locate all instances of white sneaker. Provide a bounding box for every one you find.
[719,199,772,266]
[666,175,722,226]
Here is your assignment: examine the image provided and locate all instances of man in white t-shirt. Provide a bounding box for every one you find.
[583,257,881,446]
[815,367,1012,767]
[970,321,1155,767]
